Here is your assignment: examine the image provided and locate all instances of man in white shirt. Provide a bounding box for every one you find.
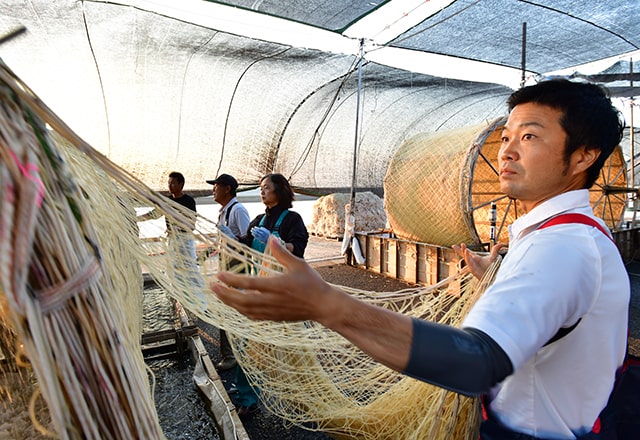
[206,173,250,371]
[212,80,629,439]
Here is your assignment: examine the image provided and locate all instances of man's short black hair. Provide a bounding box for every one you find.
[508,79,624,188]
[169,171,185,185]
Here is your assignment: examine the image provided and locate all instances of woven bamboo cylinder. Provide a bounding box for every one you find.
[384,118,627,247]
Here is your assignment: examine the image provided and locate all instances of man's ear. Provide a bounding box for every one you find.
[571,146,600,175]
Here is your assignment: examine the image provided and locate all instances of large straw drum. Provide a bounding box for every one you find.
[384,118,627,248]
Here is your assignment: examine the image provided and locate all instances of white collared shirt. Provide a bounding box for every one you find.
[218,197,250,238]
[463,189,629,438]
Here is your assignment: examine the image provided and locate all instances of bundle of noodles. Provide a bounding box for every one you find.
[0,57,500,439]
[227,260,498,440]
[0,73,164,438]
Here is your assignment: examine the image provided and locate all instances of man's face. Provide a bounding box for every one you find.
[168,177,183,197]
[212,183,229,204]
[499,102,588,213]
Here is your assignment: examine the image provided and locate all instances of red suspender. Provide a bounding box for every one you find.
[537,212,614,436]
[538,213,614,241]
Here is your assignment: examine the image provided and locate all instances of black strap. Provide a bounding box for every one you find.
[543,318,581,347]
[224,201,237,224]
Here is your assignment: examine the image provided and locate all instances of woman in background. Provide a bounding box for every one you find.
[233,173,309,416]
[241,173,308,258]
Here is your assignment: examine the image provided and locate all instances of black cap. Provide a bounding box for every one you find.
[206,174,238,192]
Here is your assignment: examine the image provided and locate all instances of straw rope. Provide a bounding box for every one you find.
[0,68,164,439]
[0,59,500,439]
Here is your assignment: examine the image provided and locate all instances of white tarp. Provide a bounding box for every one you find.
[0,0,637,192]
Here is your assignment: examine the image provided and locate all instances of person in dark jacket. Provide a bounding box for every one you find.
[233,173,308,417]
[240,173,308,259]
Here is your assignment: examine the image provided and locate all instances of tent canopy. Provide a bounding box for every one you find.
[209,0,640,77]
[0,1,638,193]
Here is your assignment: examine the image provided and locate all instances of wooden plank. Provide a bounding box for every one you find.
[397,240,418,284]
[359,233,382,274]
[189,336,250,440]
[441,247,459,282]
[613,228,640,261]
[416,243,427,285]
[384,238,398,278]
[370,234,383,274]
[141,343,178,360]
[422,245,438,286]
[357,231,460,286]
[141,326,198,345]
[355,229,640,288]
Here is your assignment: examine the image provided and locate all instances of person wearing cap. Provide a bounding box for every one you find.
[207,174,250,241]
[207,173,250,372]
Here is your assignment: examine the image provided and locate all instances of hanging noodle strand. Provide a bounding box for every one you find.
[0,60,499,440]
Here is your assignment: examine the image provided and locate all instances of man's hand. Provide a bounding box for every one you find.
[251,226,271,244]
[212,236,336,323]
[211,236,414,372]
[452,243,505,280]
[217,224,234,237]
